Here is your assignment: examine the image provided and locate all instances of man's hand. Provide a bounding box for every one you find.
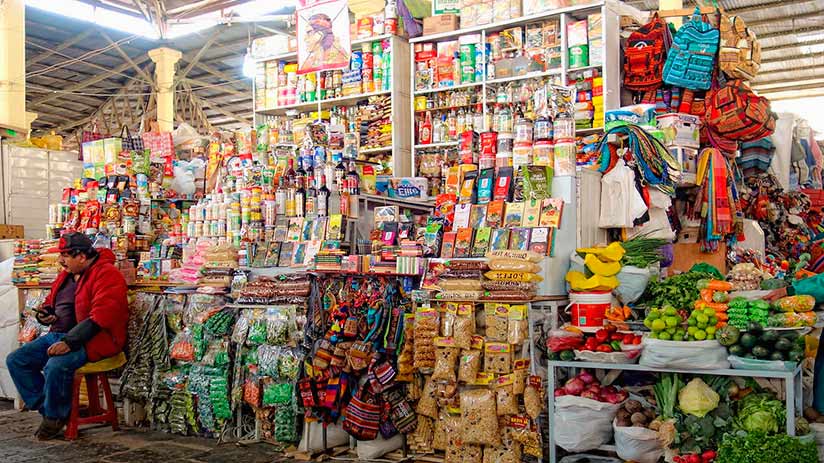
[764,287,788,302]
[47,341,71,356]
[35,309,57,325]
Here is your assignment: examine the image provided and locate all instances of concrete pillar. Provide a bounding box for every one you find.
[148,47,182,132]
[0,0,27,135]
[660,0,683,28]
[25,112,38,136]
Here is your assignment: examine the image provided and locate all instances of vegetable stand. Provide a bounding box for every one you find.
[546,360,803,463]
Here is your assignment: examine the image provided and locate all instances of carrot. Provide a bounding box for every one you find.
[700,288,715,303]
[715,312,729,321]
[707,280,733,291]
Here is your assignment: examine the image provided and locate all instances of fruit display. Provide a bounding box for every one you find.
[548,325,642,361]
[566,242,624,292]
[554,370,628,404]
[644,305,720,341]
[719,322,805,363]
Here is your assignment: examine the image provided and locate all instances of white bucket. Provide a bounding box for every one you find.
[567,291,613,327]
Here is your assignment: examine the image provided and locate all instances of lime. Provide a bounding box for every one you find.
[658,331,671,341]
[706,326,717,335]
[703,308,715,317]
[694,329,707,340]
[665,316,679,328]
[696,313,709,324]
[664,307,678,316]
[644,318,653,329]
[651,319,666,331]
[687,317,697,326]
[709,316,718,325]
[687,326,698,335]
[697,322,707,330]
[666,327,677,335]
[649,331,658,339]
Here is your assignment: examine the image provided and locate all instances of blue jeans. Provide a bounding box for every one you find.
[6,332,87,420]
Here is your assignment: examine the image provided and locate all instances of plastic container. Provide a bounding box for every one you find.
[567,291,611,327]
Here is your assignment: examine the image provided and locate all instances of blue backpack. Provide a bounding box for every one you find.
[662,8,719,90]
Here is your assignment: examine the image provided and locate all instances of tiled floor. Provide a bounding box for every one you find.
[0,406,295,463]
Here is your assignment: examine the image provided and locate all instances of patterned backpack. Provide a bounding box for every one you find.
[705,79,776,142]
[718,12,760,81]
[623,13,672,92]
[662,8,720,90]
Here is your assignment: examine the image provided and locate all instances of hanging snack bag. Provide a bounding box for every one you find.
[453,303,476,348]
[461,388,500,446]
[485,303,510,342]
[431,338,460,382]
[484,342,512,374]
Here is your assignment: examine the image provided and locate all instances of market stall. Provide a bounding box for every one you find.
[8,0,824,461]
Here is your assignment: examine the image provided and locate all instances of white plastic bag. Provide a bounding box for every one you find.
[614,265,652,304]
[639,337,730,370]
[554,395,621,452]
[599,160,648,229]
[626,189,676,241]
[357,434,404,459]
[728,355,795,371]
[613,419,664,463]
[298,422,350,452]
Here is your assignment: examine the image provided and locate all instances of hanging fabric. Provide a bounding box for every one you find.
[695,148,742,251]
[596,124,681,195]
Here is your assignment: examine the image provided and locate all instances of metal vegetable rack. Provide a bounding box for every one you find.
[546,360,803,463]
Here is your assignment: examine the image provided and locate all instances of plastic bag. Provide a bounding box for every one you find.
[554,395,622,452]
[485,303,510,341]
[728,355,796,371]
[431,346,459,382]
[548,329,584,352]
[775,295,816,312]
[459,349,482,383]
[416,378,439,419]
[484,271,543,282]
[484,342,512,374]
[614,265,652,304]
[438,279,483,291]
[599,159,648,229]
[453,304,475,348]
[508,305,528,345]
[496,382,518,416]
[639,337,730,370]
[524,376,544,419]
[461,389,500,446]
[678,378,719,418]
[486,249,544,262]
[767,311,816,328]
[170,329,195,361]
[357,434,404,459]
[488,258,541,273]
[612,419,664,463]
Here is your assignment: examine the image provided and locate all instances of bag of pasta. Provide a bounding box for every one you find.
[507,304,528,345]
[484,270,543,283]
[461,388,500,446]
[488,258,541,273]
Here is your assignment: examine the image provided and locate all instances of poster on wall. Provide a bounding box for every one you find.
[296,0,351,74]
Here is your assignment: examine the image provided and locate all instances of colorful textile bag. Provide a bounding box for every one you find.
[342,385,381,440]
[662,8,719,90]
[705,79,776,142]
[718,12,760,81]
[623,13,672,92]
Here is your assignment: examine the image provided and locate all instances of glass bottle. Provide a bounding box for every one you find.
[306,175,317,217]
[420,111,433,144]
[275,177,286,216]
[295,176,306,218]
[347,161,360,195]
[317,174,330,217]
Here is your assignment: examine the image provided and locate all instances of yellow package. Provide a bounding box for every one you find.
[484,271,544,283]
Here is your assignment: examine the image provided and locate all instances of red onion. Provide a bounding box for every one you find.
[554,388,567,397]
[580,390,599,400]
[564,377,586,395]
[577,370,596,385]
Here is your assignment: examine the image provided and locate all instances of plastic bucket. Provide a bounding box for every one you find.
[568,291,612,327]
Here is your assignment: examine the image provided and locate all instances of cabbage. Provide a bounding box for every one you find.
[733,393,786,434]
[678,378,720,418]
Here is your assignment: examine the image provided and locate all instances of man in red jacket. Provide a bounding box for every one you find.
[6,233,128,440]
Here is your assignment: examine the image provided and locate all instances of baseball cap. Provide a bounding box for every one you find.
[47,232,94,254]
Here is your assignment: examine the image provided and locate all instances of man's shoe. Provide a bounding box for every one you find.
[35,417,66,441]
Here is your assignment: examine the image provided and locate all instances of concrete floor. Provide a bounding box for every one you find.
[0,403,295,463]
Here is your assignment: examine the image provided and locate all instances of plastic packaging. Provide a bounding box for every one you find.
[767,311,816,328]
[459,349,482,382]
[554,395,622,452]
[774,295,816,312]
[639,337,730,370]
[496,382,518,416]
[484,270,543,282]
[488,258,541,273]
[461,389,500,446]
[431,346,460,382]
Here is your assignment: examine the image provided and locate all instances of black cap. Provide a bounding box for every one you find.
[47,232,94,254]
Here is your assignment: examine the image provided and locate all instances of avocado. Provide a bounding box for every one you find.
[775,338,793,352]
[747,321,764,336]
[752,345,770,358]
[760,330,779,346]
[728,344,747,357]
[781,331,799,341]
[770,351,786,361]
[559,350,575,361]
[740,333,758,349]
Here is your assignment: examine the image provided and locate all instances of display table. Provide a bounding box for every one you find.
[546,360,804,463]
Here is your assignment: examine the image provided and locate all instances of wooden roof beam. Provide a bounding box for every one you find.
[98,30,156,86]
[186,82,250,126]
[27,29,95,67]
[178,29,222,81]
[183,77,246,97]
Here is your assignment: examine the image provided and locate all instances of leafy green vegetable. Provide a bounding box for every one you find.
[733,393,786,434]
[654,373,684,419]
[620,235,668,267]
[640,272,716,310]
[716,432,818,463]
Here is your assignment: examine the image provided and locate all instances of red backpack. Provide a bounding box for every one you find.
[623,13,672,92]
[705,79,776,142]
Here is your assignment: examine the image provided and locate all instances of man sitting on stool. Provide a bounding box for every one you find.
[6,233,128,440]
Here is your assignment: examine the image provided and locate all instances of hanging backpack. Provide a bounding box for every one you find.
[662,8,720,90]
[624,13,672,92]
[718,12,760,81]
[705,79,776,142]
[342,384,382,441]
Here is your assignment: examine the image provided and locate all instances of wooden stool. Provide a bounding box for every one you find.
[65,352,126,440]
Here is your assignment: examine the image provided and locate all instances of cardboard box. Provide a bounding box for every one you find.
[0,225,23,239]
[657,113,701,148]
[423,14,459,35]
[669,242,727,275]
[670,146,700,186]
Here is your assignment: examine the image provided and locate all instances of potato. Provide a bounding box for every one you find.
[643,408,656,420]
[624,400,643,414]
[631,412,648,427]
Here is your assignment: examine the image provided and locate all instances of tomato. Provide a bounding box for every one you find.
[610,332,624,341]
[623,333,635,344]
[595,329,609,342]
[686,454,701,463]
[584,337,600,351]
[633,336,642,345]
[701,450,716,462]
[596,344,613,353]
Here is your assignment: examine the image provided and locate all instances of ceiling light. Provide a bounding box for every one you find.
[242,48,256,79]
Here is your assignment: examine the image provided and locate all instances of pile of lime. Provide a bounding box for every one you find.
[685,307,719,341]
[643,306,686,341]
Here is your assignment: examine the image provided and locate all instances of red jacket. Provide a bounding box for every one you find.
[44,248,128,361]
